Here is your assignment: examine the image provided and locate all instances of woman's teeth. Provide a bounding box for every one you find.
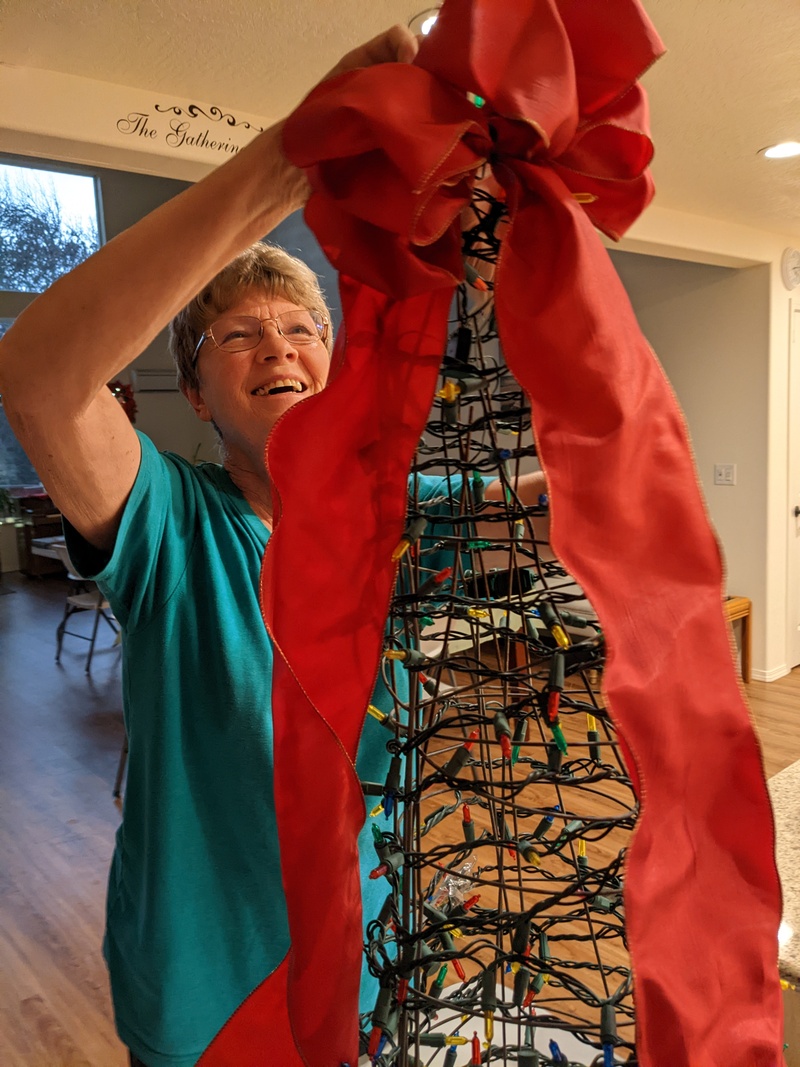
[253,380,306,396]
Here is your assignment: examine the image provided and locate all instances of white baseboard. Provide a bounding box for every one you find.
[751,664,791,683]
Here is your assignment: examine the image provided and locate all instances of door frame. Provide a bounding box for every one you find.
[786,305,800,669]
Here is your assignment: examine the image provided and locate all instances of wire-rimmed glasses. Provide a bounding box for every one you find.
[192,310,328,366]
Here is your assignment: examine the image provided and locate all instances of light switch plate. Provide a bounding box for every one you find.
[714,464,737,486]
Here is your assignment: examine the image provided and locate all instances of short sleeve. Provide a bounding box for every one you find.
[62,431,199,633]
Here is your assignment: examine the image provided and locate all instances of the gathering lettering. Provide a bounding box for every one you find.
[115,110,243,156]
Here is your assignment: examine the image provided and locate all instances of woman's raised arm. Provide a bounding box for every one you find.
[0,25,418,551]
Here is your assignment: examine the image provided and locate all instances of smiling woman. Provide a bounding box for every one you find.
[176,280,333,490]
[169,241,334,395]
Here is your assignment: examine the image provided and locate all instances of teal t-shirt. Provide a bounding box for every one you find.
[65,432,460,1067]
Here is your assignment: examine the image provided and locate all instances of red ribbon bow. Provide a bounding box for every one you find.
[199,3,784,1065]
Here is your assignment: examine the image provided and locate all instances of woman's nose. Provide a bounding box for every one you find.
[256,323,299,360]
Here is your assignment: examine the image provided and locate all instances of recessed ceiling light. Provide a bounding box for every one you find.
[408,7,440,35]
[761,141,800,159]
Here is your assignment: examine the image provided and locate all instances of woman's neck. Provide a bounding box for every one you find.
[224,453,275,529]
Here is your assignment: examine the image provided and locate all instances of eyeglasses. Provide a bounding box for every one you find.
[192,310,328,366]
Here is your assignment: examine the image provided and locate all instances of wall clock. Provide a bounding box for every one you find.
[781,247,800,290]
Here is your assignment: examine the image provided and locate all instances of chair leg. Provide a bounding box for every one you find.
[57,590,120,671]
[113,736,129,799]
[55,603,74,663]
[85,604,103,674]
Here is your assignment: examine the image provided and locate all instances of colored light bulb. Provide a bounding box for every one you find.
[471,1031,481,1064]
[462,802,475,843]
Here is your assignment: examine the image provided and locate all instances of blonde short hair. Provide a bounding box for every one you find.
[169,241,333,392]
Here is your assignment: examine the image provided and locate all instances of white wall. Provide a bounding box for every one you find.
[610,250,772,667]
[133,389,220,464]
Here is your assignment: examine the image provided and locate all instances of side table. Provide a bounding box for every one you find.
[725,596,752,683]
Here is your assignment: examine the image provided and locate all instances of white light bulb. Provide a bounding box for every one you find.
[763,142,800,159]
[779,921,794,947]
[421,14,438,35]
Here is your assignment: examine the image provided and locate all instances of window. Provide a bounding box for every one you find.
[0,160,102,488]
[0,162,100,293]
[0,319,41,488]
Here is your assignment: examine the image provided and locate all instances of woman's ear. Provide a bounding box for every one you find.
[180,380,214,423]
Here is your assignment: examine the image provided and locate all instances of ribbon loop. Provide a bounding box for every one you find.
[285,0,664,297]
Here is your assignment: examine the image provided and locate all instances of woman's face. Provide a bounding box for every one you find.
[184,287,330,468]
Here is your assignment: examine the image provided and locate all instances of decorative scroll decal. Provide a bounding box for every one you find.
[154,103,264,131]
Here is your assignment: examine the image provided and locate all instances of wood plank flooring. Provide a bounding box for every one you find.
[0,570,798,1066]
[0,571,127,1067]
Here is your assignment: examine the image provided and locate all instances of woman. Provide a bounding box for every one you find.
[0,25,424,1067]
[74,237,445,1066]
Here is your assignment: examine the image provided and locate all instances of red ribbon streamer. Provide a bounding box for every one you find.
[203,2,784,1064]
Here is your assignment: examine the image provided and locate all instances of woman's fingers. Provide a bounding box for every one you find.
[323,23,419,82]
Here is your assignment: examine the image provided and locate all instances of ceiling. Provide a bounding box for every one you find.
[2,0,800,239]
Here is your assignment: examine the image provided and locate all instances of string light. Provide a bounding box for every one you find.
[357,183,636,1066]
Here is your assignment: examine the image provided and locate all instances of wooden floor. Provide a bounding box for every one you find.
[0,570,798,1066]
[0,571,127,1067]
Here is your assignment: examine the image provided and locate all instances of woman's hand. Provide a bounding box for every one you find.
[322,24,419,82]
